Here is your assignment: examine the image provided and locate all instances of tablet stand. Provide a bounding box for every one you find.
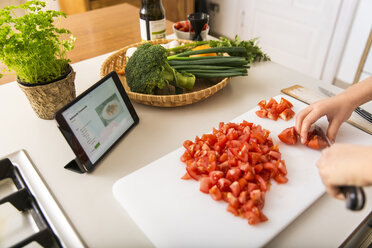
[64,158,86,174]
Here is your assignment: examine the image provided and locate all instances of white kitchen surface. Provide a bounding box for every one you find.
[113,95,371,247]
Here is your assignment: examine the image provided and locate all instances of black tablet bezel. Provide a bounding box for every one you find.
[55,71,139,172]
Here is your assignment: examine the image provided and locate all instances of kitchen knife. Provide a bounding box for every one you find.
[318,87,372,124]
[313,125,366,211]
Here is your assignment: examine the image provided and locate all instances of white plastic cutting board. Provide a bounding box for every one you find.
[113,95,371,247]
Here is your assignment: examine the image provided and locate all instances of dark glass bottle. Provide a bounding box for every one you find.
[139,0,166,40]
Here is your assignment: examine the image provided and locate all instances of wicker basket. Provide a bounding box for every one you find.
[17,65,76,119]
[100,39,230,107]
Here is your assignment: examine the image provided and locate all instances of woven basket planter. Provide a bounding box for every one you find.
[100,39,230,107]
[17,65,76,119]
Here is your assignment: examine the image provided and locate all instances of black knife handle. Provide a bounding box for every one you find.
[340,186,365,211]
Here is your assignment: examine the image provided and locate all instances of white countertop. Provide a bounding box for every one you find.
[0,51,371,247]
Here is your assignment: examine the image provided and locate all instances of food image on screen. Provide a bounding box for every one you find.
[96,94,123,126]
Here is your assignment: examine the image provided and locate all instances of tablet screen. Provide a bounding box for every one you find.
[55,71,138,172]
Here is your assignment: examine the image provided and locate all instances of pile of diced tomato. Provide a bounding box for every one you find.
[256,97,295,121]
[180,121,288,225]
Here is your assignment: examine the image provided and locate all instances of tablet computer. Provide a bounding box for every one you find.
[55,71,139,173]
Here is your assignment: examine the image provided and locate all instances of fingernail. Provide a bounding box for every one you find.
[301,137,305,144]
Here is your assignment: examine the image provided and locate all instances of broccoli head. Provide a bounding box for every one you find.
[125,43,195,95]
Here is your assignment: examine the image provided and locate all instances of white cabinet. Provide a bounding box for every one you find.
[207,0,357,83]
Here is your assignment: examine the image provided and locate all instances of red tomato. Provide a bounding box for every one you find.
[278,126,298,145]
[306,135,328,150]
[209,185,222,201]
[267,108,279,121]
[274,173,288,184]
[280,97,293,108]
[174,21,182,29]
[279,108,295,121]
[209,171,224,184]
[256,97,295,122]
[226,167,241,181]
[266,97,278,109]
[200,177,214,193]
[257,100,266,108]
[230,181,241,197]
[180,121,287,225]
[181,172,192,180]
[217,178,232,191]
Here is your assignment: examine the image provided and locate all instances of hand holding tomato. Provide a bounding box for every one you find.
[316,143,372,200]
[296,76,372,144]
[295,95,354,144]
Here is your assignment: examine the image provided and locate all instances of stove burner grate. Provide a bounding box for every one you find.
[0,158,62,248]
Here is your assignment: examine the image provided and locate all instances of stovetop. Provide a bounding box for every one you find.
[0,150,85,247]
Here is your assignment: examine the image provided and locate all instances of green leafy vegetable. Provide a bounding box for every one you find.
[167,35,270,63]
[125,43,195,95]
[0,0,75,83]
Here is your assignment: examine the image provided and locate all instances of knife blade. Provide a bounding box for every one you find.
[313,125,366,211]
[318,87,372,123]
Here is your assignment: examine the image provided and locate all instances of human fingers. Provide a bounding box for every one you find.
[299,109,324,144]
[326,118,342,143]
[325,185,345,200]
[295,106,312,138]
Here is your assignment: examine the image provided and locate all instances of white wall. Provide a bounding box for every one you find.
[335,0,372,84]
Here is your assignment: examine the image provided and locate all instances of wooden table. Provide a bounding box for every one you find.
[0,3,174,85]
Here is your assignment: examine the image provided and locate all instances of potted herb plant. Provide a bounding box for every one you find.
[0,0,76,119]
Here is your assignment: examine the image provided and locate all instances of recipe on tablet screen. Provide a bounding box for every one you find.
[62,77,134,163]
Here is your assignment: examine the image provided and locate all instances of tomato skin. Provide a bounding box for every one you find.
[255,109,267,118]
[266,97,278,109]
[267,108,279,121]
[181,172,192,180]
[174,21,182,29]
[217,178,232,191]
[200,177,214,193]
[230,181,241,197]
[226,167,241,182]
[209,185,222,201]
[278,126,298,145]
[209,171,224,184]
[280,97,293,108]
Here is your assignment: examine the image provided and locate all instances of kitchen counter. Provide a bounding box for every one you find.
[1,3,371,247]
[0,51,371,247]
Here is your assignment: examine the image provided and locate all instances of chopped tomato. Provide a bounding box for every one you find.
[209,185,222,201]
[200,177,214,193]
[279,108,295,121]
[217,178,232,191]
[256,97,295,122]
[180,121,287,225]
[266,97,278,109]
[181,172,192,180]
[230,181,241,197]
[280,97,293,108]
[267,108,279,121]
[257,100,266,108]
[306,135,328,150]
[278,126,298,145]
[255,109,268,118]
[209,171,224,184]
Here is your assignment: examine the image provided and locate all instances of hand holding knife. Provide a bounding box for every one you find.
[313,125,366,211]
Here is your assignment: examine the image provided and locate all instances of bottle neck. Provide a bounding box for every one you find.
[140,0,165,21]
